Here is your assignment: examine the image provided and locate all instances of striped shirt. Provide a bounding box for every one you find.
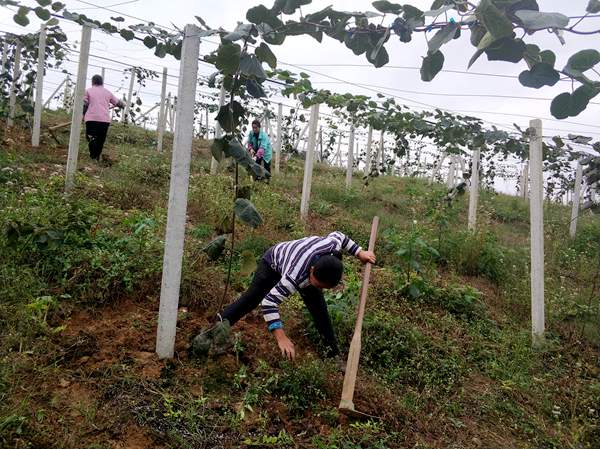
[261,231,361,328]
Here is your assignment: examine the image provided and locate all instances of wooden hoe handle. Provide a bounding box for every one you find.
[339,216,379,411]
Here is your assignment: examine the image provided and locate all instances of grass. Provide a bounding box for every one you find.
[0,110,599,448]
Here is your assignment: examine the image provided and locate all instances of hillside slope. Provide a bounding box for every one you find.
[1,114,599,449]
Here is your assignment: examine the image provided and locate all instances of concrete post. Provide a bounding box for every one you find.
[294,122,309,151]
[169,96,176,133]
[520,161,529,199]
[32,24,47,147]
[274,102,282,174]
[468,148,480,231]
[529,119,545,345]
[377,129,384,173]
[101,67,105,82]
[65,25,92,192]
[569,159,583,238]
[7,40,22,128]
[210,84,226,175]
[300,103,319,220]
[205,107,209,138]
[446,157,456,188]
[364,125,372,175]
[346,125,355,189]
[122,68,135,123]
[156,24,201,359]
[63,76,71,111]
[157,67,167,152]
[1,41,7,76]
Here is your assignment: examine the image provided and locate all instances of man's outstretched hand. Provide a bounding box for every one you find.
[272,328,295,360]
[358,250,376,265]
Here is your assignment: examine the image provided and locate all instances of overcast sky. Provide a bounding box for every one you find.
[1,0,599,194]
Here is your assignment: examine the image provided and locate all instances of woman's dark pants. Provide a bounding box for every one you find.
[85,121,110,160]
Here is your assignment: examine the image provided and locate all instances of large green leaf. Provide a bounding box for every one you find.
[272,0,311,15]
[565,49,600,73]
[34,6,51,20]
[255,42,277,69]
[588,0,600,13]
[257,23,286,45]
[476,0,514,39]
[216,101,245,133]
[427,22,459,54]
[203,235,227,260]
[551,86,600,119]
[514,10,569,31]
[344,31,372,56]
[215,42,241,76]
[210,138,226,162]
[14,12,30,27]
[240,54,267,79]
[245,79,266,98]
[366,44,389,68]
[119,29,135,41]
[143,36,157,49]
[484,36,525,63]
[420,51,444,81]
[518,62,560,88]
[223,23,254,42]
[246,5,282,27]
[234,199,263,228]
[36,0,52,6]
[372,1,402,14]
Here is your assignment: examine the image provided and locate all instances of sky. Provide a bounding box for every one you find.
[1,0,599,195]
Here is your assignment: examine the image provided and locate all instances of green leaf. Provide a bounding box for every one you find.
[588,0,600,13]
[234,199,263,228]
[119,29,135,41]
[476,0,514,39]
[551,86,600,119]
[484,36,525,63]
[34,6,50,20]
[154,43,167,58]
[420,50,444,81]
[203,235,227,260]
[223,23,254,42]
[427,22,459,55]
[51,2,65,12]
[216,101,245,133]
[272,0,311,15]
[215,42,241,76]
[518,62,560,88]
[245,79,266,98]
[366,44,389,68]
[514,10,569,31]
[372,1,402,14]
[247,4,283,28]
[240,54,267,79]
[539,50,556,67]
[14,12,30,27]
[111,15,125,22]
[344,31,372,56]
[566,49,600,73]
[142,35,157,49]
[369,27,390,61]
[240,250,257,276]
[523,43,540,68]
[255,43,277,69]
[211,138,226,162]
[257,23,286,45]
[36,0,52,6]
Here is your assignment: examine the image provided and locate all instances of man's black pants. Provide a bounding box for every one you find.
[220,258,339,356]
[85,121,110,160]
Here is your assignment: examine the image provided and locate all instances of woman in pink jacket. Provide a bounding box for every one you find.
[83,75,124,161]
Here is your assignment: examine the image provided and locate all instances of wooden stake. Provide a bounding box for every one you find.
[339,216,379,414]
